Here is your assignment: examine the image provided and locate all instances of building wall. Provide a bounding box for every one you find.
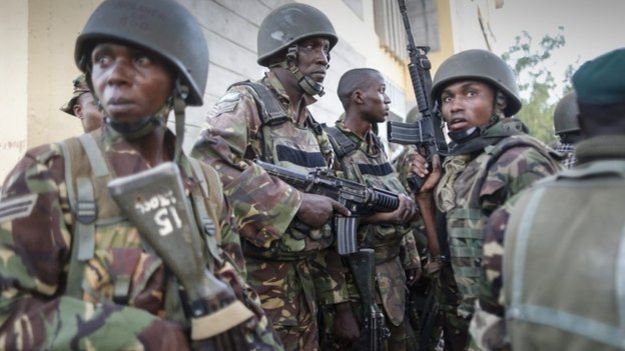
[0,1,29,180]
[0,0,457,181]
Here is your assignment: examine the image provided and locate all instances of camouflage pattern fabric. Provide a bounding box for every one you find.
[191,71,349,351]
[323,121,420,350]
[0,125,281,350]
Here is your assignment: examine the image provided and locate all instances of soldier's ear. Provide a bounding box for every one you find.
[73,104,83,119]
[352,89,365,105]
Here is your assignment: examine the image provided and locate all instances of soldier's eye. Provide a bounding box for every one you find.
[135,55,151,67]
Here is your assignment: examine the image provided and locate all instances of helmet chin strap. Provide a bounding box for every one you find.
[278,45,326,97]
[448,126,479,142]
[172,78,189,164]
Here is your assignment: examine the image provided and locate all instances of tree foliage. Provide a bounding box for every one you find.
[501,29,578,144]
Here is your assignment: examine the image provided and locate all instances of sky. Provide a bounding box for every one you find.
[486,0,625,98]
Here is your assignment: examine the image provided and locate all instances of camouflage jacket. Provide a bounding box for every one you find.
[0,126,280,350]
[328,121,420,325]
[474,135,625,351]
[191,72,349,305]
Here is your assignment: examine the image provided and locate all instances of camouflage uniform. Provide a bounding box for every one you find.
[323,120,421,350]
[435,118,561,350]
[0,126,280,350]
[192,72,349,351]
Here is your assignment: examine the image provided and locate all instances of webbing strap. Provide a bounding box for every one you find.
[323,126,359,159]
[65,176,97,298]
[78,133,109,177]
[454,266,482,278]
[59,142,77,212]
[458,284,480,297]
[449,227,483,239]
[449,208,483,220]
[510,187,546,306]
[75,178,96,260]
[188,158,223,266]
[507,304,625,349]
[450,246,482,258]
[189,157,209,196]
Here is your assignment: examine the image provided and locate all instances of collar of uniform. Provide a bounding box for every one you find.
[102,124,177,170]
[575,135,625,164]
[335,119,380,155]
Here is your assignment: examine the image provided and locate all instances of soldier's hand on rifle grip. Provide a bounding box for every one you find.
[409,153,442,194]
[296,192,351,228]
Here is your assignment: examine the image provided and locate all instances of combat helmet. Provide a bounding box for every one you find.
[553,92,580,135]
[74,0,208,160]
[257,3,337,96]
[75,0,208,106]
[431,49,521,117]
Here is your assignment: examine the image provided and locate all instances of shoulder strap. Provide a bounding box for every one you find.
[323,125,359,159]
[230,81,288,126]
[188,157,224,266]
[60,133,110,298]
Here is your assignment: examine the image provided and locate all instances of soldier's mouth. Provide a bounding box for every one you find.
[448,118,469,131]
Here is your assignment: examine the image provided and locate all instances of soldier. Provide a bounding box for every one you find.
[0,0,281,349]
[60,74,105,133]
[323,68,420,350]
[409,49,561,350]
[553,91,582,168]
[476,48,625,351]
[191,3,358,350]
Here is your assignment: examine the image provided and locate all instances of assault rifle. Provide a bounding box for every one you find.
[255,160,399,255]
[386,0,448,192]
[108,162,253,351]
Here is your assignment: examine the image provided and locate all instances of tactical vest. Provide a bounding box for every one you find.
[446,135,555,317]
[58,130,224,324]
[504,160,625,351]
[325,125,411,326]
[234,81,334,260]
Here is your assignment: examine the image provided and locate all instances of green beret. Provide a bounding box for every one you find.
[573,48,625,105]
[60,74,91,116]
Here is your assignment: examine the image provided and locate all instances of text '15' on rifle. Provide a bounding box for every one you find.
[108,162,253,351]
[387,0,448,193]
[254,160,399,255]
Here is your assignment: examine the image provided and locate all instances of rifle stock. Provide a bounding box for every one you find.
[108,162,252,350]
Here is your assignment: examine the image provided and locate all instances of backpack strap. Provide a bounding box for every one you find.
[61,133,110,298]
[188,157,223,266]
[323,125,359,159]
